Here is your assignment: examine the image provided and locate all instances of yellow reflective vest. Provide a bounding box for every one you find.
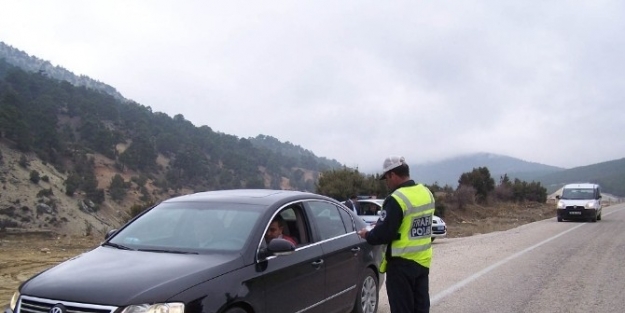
[380,184,435,272]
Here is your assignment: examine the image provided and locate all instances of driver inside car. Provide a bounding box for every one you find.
[265,215,297,245]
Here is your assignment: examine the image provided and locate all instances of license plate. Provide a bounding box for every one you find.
[569,211,581,215]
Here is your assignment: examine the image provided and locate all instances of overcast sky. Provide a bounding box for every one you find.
[2,1,624,173]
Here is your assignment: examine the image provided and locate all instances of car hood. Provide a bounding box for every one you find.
[559,199,598,206]
[20,245,244,305]
[433,215,445,225]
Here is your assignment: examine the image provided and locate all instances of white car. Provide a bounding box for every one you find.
[356,198,447,241]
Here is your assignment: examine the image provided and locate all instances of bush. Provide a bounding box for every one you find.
[109,174,127,202]
[126,201,155,222]
[434,199,447,218]
[87,189,105,205]
[30,170,40,184]
[36,188,54,197]
[454,185,476,210]
[18,155,28,168]
[131,175,148,187]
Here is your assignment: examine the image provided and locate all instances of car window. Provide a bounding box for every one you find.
[561,188,595,200]
[338,207,355,232]
[277,206,300,244]
[359,201,380,216]
[307,201,347,241]
[261,203,311,249]
[109,202,262,252]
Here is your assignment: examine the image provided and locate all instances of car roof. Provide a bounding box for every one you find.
[563,183,599,189]
[357,198,384,205]
[163,189,333,206]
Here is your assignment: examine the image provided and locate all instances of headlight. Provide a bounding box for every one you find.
[586,202,596,209]
[10,291,20,311]
[121,303,185,313]
[557,201,565,209]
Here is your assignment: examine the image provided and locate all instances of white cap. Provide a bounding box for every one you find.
[380,156,405,179]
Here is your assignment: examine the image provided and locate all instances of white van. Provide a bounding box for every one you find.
[555,183,602,222]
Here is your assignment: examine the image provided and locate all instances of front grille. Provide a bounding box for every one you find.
[565,205,585,210]
[18,296,118,313]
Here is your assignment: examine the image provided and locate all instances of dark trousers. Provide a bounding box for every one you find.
[385,258,430,313]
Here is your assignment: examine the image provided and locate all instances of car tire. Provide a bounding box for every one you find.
[591,215,597,223]
[352,268,378,313]
[224,307,247,313]
[557,216,562,222]
[597,212,602,221]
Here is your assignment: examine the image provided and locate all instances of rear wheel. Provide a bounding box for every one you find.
[352,268,378,313]
[557,216,562,222]
[224,307,247,313]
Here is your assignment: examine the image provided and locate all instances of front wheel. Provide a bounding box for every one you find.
[352,268,378,313]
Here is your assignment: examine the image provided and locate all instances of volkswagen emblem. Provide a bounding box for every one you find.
[50,304,66,313]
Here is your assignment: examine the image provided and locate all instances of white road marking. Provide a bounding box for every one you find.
[430,207,625,305]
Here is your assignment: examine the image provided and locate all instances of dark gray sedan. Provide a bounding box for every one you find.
[6,189,384,313]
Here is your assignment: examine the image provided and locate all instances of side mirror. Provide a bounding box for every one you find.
[555,195,560,200]
[105,229,118,240]
[267,238,295,256]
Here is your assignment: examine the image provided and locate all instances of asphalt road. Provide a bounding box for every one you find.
[376,203,625,313]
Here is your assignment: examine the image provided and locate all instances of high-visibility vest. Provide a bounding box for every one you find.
[380,184,435,272]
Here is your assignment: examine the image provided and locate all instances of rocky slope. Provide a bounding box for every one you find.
[0,142,149,236]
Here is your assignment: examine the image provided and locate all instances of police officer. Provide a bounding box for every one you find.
[358,155,435,313]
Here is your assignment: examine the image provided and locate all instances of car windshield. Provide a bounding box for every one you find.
[108,201,263,253]
[561,188,595,200]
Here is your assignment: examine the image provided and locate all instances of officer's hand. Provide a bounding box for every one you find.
[357,228,368,239]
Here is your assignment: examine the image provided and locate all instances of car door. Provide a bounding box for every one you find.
[262,204,327,313]
[305,200,362,313]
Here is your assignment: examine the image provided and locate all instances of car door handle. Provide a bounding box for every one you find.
[351,247,361,254]
[311,259,324,268]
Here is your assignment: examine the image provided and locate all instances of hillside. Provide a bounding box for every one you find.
[536,158,625,196]
[0,55,339,235]
[0,142,130,236]
[412,152,564,187]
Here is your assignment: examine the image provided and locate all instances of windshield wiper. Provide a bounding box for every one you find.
[102,242,134,250]
[137,248,198,255]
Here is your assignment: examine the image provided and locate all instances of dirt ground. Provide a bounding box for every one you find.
[442,201,556,238]
[0,232,102,308]
[0,202,557,308]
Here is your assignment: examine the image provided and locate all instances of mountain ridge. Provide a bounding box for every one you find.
[0,41,125,101]
[1,41,623,200]
[411,152,565,187]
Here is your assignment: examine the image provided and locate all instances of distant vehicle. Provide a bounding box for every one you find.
[352,198,447,241]
[556,183,603,222]
[6,189,384,313]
